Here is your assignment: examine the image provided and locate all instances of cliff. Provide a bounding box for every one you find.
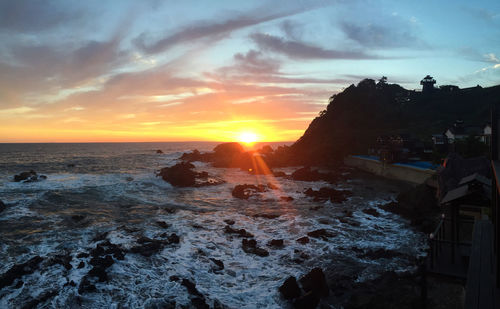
[290,79,500,165]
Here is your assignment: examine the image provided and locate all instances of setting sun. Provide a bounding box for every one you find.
[238,131,259,144]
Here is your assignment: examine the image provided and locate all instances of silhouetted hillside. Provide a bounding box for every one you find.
[290,78,500,165]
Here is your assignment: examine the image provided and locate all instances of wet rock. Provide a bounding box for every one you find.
[291,166,338,182]
[13,170,40,182]
[0,256,44,289]
[209,258,224,271]
[213,299,229,309]
[307,229,336,240]
[67,163,75,168]
[92,231,109,242]
[362,208,380,217]
[267,183,278,190]
[169,275,180,282]
[231,184,266,199]
[47,253,73,270]
[78,275,96,294]
[156,149,163,154]
[180,149,208,162]
[279,276,301,300]
[78,261,85,269]
[157,162,197,187]
[21,290,58,309]
[167,233,180,244]
[273,171,287,177]
[223,225,254,238]
[280,196,294,202]
[14,280,23,289]
[253,213,280,219]
[157,162,224,187]
[71,214,85,222]
[304,187,352,203]
[0,200,5,213]
[293,291,320,309]
[156,221,169,229]
[39,175,47,180]
[223,219,235,225]
[181,279,204,298]
[356,248,404,260]
[242,239,269,257]
[77,252,89,259]
[299,267,329,298]
[191,297,210,309]
[309,206,323,211]
[268,239,284,248]
[296,237,310,244]
[126,176,134,181]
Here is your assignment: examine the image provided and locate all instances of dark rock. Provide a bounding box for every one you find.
[157,162,197,187]
[21,290,58,309]
[267,183,278,190]
[279,276,302,300]
[296,237,310,244]
[292,167,322,181]
[223,219,235,225]
[167,233,180,244]
[242,239,269,257]
[293,291,320,309]
[268,239,284,248]
[181,279,204,298]
[304,187,352,203]
[169,275,180,282]
[71,214,85,222]
[126,177,134,181]
[78,275,96,294]
[273,171,287,177]
[309,206,323,211]
[39,175,47,180]
[47,253,73,270]
[0,200,5,213]
[78,261,85,269]
[156,149,163,154]
[362,208,380,217]
[67,164,75,167]
[156,221,169,228]
[299,267,329,298]
[231,184,266,199]
[77,252,89,259]
[356,248,404,260]
[92,231,109,242]
[213,142,244,156]
[14,280,23,289]
[0,256,44,289]
[224,225,254,238]
[191,297,210,309]
[13,170,38,182]
[180,149,208,162]
[253,213,280,219]
[307,229,336,240]
[209,258,224,271]
[280,196,294,202]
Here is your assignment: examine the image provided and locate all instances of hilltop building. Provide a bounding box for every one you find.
[421,75,436,93]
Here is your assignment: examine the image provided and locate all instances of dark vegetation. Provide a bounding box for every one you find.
[290,79,500,165]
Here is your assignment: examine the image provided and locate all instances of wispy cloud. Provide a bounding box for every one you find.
[250,33,379,60]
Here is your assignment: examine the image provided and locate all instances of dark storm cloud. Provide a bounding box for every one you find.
[250,33,379,60]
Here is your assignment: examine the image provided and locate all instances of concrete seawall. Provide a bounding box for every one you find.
[344,155,437,184]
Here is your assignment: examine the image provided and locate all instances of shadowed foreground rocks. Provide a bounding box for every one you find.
[279,267,329,308]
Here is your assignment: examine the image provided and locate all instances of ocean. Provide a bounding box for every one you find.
[0,142,426,308]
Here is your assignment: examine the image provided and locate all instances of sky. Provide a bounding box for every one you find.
[0,0,499,143]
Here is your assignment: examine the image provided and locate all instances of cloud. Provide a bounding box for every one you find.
[340,21,426,49]
[484,53,500,63]
[0,0,81,32]
[134,6,312,55]
[250,33,378,60]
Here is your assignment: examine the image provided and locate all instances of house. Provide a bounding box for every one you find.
[444,120,490,144]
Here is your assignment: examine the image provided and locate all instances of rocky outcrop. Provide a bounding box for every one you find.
[304,187,352,203]
[157,162,223,187]
[279,268,329,308]
[291,167,337,182]
[231,184,267,199]
[0,256,44,290]
[223,225,254,238]
[13,170,47,182]
[241,239,269,257]
[0,200,5,213]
